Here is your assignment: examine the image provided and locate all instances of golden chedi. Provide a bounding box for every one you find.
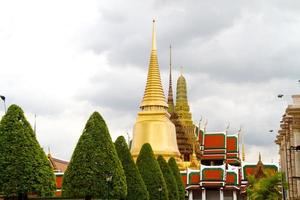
[130,20,180,160]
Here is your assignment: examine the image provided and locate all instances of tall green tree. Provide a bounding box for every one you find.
[62,112,127,200]
[136,143,168,200]
[247,171,285,200]
[157,156,179,200]
[0,105,56,200]
[114,136,149,200]
[168,157,186,200]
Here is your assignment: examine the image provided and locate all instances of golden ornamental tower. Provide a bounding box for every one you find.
[130,20,180,160]
[175,72,193,125]
[175,70,199,161]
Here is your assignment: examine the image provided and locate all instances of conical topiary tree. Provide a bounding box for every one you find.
[0,105,56,200]
[168,157,185,200]
[114,136,149,200]
[62,112,127,200]
[157,156,179,200]
[136,143,168,200]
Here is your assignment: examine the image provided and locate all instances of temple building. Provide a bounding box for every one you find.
[276,94,300,200]
[47,152,68,196]
[47,21,279,199]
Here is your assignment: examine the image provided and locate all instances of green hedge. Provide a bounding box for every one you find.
[62,112,127,200]
[115,136,149,200]
[157,156,178,200]
[168,157,185,200]
[0,105,56,198]
[136,144,168,200]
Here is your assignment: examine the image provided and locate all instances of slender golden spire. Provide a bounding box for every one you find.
[259,152,261,162]
[167,45,174,113]
[48,146,51,157]
[242,132,245,161]
[140,20,168,109]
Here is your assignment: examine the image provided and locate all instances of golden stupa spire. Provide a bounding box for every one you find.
[140,20,168,109]
[130,20,180,161]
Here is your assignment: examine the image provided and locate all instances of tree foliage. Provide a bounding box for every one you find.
[247,171,286,200]
[157,156,178,200]
[168,157,185,200]
[114,136,149,200]
[0,105,56,199]
[136,143,168,200]
[62,112,127,200]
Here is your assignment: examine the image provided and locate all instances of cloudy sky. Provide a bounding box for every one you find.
[1,0,300,163]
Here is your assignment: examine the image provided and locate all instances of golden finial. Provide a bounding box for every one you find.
[190,128,200,169]
[152,19,157,50]
[204,119,208,132]
[48,146,51,157]
[180,66,183,75]
[242,131,245,161]
[225,122,230,132]
[259,152,261,162]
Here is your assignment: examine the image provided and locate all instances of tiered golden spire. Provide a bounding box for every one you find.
[140,20,168,109]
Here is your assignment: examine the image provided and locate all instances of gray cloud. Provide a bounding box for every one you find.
[79,0,300,83]
[2,0,300,162]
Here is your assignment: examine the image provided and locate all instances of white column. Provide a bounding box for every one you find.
[233,190,237,200]
[188,190,193,200]
[202,188,206,200]
[220,188,224,200]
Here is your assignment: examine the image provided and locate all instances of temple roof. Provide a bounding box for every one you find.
[140,20,168,109]
[254,153,265,179]
[48,154,69,172]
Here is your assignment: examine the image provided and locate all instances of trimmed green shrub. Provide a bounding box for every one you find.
[136,143,168,200]
[62,112,127,200]
[168,157,185,200]
[157,156,179,200]
[115,136,149,200]
[0,105,56,199]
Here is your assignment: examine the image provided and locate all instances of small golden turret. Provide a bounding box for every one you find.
[130,20,180,161]
[175,71,193,125]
